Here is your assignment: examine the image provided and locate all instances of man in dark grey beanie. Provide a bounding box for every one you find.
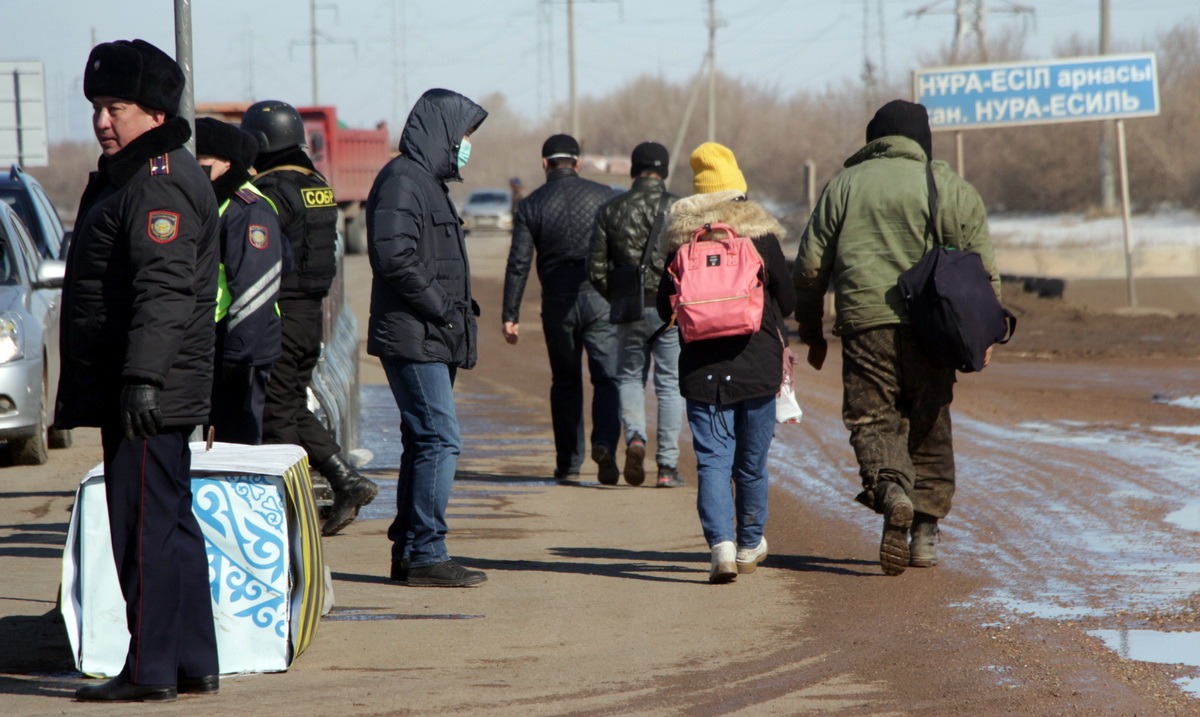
[588,141,683,488]
[64,39,221,702]
[793,98,998,577]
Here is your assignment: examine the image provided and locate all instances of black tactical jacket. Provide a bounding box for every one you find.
[588,176,677,301]
[252,148,337,300]
[57,117,219,429]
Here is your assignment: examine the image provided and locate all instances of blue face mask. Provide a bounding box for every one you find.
[456,138,472,169]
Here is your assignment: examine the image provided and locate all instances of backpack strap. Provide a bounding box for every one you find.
[925,161,941,248]
[638,192,672,271]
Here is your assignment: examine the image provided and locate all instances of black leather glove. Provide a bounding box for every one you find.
[220,362,255,389]
[120,384,163,440]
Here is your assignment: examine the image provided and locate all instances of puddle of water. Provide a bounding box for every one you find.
[1089,629,1200,697]
[1165,500,1200,532]
[1153,395,1200,410]
[1152,425,1200,436]
[323,613,484,621]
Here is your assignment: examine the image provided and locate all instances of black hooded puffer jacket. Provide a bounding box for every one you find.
[364,89,487,369]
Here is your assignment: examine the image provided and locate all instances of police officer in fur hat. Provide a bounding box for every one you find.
[61,39,221,701]
[196,117,287,445]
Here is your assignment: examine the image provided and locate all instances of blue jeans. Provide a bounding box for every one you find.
[540,287,620,474]
[381,358,460,568]
[686,395,776,549]
[617,307,682,468]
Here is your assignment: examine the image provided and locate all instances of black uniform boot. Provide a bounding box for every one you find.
[318,454,380,536]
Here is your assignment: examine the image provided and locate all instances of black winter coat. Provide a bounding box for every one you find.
[365,89,487,369]
[502,168,614,322]
[56,117,220,429]
[588,176,677,301]
[656,191,796,406]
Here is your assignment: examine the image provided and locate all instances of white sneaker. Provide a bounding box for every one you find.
[735,537,768,574]
[709,541,737,584]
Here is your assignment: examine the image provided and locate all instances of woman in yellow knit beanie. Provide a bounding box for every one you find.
[689,142,748,195]
[656,141,794,584]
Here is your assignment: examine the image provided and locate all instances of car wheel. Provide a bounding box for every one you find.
[49,426,72,449]
[11,378,49,465]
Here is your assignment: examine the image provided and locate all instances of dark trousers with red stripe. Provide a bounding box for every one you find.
[100,425,218,685]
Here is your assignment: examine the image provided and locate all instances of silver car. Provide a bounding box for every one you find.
[459,188,513,233]
[0,202,69,464]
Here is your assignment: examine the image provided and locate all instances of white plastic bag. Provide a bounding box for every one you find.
[776,346,803,424]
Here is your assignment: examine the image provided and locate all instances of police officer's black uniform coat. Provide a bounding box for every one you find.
[57,116,219,429]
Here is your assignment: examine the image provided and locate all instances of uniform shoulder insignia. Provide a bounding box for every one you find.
[235,188,259,205]
[147,210,181,243]
[148,154,170,176]
[247,224,269,250]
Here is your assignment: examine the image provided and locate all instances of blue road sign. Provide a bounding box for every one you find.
[913,53,1159,131]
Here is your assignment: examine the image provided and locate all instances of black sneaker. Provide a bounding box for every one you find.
[554,468,581,484]
[405,560,487,587]
[593,445,620,485]
[655,465,684,488]
[390,557,410,583]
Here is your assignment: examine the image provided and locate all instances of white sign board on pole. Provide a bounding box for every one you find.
[913,53,1160,131]
[0,61,49,167]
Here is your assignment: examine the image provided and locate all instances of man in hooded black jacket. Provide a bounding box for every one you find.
[365,88,488,588]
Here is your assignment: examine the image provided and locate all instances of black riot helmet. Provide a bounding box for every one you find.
[240,100,307,154]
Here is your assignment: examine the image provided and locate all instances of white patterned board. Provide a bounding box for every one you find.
[61,442,312,677]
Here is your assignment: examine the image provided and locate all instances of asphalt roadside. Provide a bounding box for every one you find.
[0,235,873,716]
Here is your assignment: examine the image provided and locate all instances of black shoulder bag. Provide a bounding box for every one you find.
[607,192,671,324]
[896,163,1016,373]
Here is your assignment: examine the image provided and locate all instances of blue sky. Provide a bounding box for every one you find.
[3,0,1196,142]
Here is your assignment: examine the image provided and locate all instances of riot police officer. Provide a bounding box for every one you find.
[241,100,378,535]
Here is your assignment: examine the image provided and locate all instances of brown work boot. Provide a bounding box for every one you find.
[909,513,940,567]
[877,482,913,576]
[624,438,646,486]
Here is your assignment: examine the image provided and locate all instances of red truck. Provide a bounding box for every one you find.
[196,103,393,254]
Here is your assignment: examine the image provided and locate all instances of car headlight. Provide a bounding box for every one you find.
[0,313,24,363]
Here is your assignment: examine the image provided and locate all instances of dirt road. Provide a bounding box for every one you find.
[1,229,1198,715]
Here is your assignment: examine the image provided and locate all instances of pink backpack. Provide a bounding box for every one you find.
[668,222,765,343]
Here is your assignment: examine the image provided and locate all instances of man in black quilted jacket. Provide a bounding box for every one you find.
[502,134,620,484]
[588,142,683,488]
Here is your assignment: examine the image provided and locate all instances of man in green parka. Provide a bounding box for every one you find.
[792,99,999,577]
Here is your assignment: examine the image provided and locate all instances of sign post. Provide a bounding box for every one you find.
[0,61,48,168]
[914,54,1160,308]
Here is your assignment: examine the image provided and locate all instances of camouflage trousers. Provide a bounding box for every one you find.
[841,325,957,518]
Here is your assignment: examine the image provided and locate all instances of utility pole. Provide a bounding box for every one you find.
[910,0,1032,63]
[568,0,578,139]
[1099,0,1117,212]
[173,0,195,154]
[310,0,319,105]
[706,0,719,141]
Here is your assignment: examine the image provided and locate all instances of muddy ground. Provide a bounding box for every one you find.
[1,230,1198,716]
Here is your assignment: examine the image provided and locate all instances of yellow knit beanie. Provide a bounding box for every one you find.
[690,142,747,194]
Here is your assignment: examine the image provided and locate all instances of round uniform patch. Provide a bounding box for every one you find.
[147,211,180,243]
[248,224,269,249]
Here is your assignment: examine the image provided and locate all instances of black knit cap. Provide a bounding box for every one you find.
[866,99,933,160]
[630,141,669,178]
[541,133,580,159]
[84,39,185,117]
[195,117,259,169]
